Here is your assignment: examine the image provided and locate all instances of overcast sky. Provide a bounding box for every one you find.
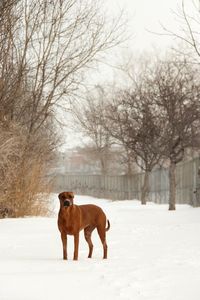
[63,0,196,150]
[105,0,182,51]
[86,0,184,86]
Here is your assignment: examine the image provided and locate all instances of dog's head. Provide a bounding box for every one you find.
[58,191,74,208]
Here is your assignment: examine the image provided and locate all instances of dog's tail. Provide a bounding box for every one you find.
[106,220,110,231]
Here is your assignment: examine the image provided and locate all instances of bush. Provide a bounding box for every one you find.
[0,119,54,218]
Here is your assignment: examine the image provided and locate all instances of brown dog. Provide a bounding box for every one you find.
[57,191,110,260]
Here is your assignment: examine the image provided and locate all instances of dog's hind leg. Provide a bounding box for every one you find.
[97,226,108,259]
[84,226,95,258]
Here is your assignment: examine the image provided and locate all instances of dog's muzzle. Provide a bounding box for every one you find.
[63,200,71,207]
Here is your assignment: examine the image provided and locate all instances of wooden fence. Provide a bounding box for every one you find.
[49,157,200,206]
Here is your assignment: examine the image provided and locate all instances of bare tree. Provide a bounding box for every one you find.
[104,86,162,204]
[145,58,200,210]
[102,55,200,209]
[162,0,200,63]
[0,0,126,216]
[1,0,126,132]
[0,0,126,132]
[71,84,137,176]
[71,86,114,175]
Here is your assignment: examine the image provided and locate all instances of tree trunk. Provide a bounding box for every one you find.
[141,171,150,205]
[169,160,176,210]
[100,157,107,175]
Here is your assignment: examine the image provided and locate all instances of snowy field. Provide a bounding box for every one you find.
[0,194,200,300]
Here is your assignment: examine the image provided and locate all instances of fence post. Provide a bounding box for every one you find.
[191,157,200,207]
[127,175,132,200]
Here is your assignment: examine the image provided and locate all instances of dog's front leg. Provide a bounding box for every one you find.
[73,233,79,260]
[61,233,67,260]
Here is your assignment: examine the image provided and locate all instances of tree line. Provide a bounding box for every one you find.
[72,56,200,210]
[71,1,200,211]
[0,0,125,217]
[1,0,200,215]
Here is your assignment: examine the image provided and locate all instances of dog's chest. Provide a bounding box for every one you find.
[62,216,75,234]
[58,208,81,235]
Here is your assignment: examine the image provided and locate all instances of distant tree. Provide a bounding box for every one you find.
[104,86,162,205]
[71,86,114,175]
[146,59,200,210]
[103,55,200,209]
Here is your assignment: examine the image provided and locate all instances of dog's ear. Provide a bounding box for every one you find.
[68,192,74,204]
[58,192,64,200]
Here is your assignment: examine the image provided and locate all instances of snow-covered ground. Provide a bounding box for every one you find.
[0,194,200,300]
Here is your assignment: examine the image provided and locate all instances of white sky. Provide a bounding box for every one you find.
[105,0,181,52]
[63,0,196,150]
[87,0,184,87]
